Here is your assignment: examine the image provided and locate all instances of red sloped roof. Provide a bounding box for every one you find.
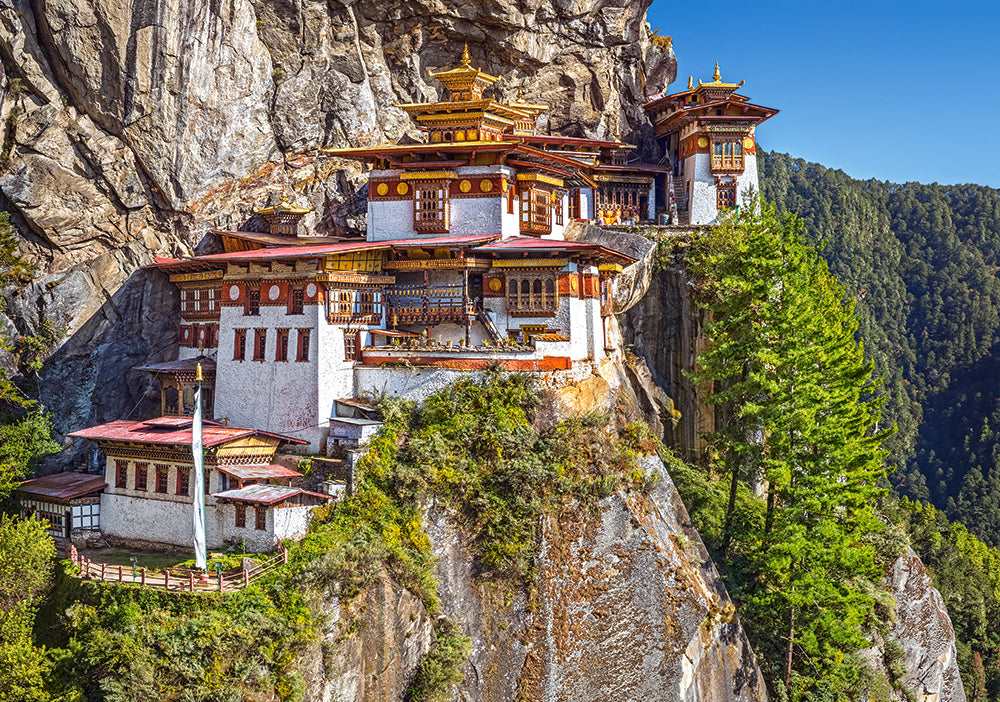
[216,464,303,481]
[68,418,308,447]
[471,236,636,263]
[17,472,106,502]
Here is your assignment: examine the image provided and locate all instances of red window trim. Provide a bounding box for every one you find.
[235,503,246,528]
[276,328,290,362]
[253,328,267,362]
[254,506,266,530]
[176,468,190,496]
[115,460,128,489]
[233,328,247,361]
[134,462,148,491]
[296,328,311,362]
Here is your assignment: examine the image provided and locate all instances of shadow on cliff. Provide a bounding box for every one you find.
[38,265,179,471]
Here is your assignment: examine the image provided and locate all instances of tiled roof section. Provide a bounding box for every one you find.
[214,230,352,246]
[68,417,308,447]
[17,472,107,502]
[216,464,303,481]
[135,356,216,374]
[471,236,636,263]
[212,483,332,506]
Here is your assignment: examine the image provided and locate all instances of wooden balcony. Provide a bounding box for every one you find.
[385,285,474,325]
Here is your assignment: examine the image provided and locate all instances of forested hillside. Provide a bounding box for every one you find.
[761,152,1000,544]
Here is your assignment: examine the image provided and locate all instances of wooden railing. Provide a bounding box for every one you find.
[67,544,289,593]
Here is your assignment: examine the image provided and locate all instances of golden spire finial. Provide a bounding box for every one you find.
[195,362,203,383]
[713,62,721,82]
[461,42,471,67]
[687,75,693,90]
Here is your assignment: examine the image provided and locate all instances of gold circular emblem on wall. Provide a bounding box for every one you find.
[396,182,409,196]
[459,179,473,193]
[697,136,709,149]
[742,136,754,150]
[488,277,503,293]
[376,182,389,196]
[430,132,442,143]
[479,179,493,193]
[570,276,579,293]
[501,179,509,193]
[455,129,466,142]
[467,129,478,141]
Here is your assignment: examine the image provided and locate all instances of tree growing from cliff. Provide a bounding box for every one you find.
[688,201,891,699]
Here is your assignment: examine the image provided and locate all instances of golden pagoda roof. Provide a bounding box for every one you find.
[697,62,745,90]
[256,196,313,216]
[428,43,501,86]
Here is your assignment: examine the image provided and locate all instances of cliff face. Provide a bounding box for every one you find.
[0,0,676,445]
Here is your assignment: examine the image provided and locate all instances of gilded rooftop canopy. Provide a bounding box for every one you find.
[427,43,501,102]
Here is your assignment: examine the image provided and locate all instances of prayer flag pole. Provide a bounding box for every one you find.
[191,362,208,571]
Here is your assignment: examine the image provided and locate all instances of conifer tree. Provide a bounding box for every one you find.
[688,201,891,698]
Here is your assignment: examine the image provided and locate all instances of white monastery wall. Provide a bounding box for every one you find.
[101,492,204,547]
[369,199,415,241]
[216,503,285,551]
[272,505,314,542]
[215,304,320,449]
[738,154,760,205]
[316,317,356,432]
[685,152,718,225]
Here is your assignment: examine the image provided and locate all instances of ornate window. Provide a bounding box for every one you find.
[711,140,744,171]
[717,181,737,210]
[245,288,260,316]
[176,468,190,496]
[134,462,148,491]
[329,288,381,323]
[115,460,128,489]
[275,328,289,362]
[155,465,169,494]
[344,331,358,362]
[296,328,311,362]
[555,194,564,226]
[413,183,449,232]
[506,272,559,316]
[569,188,581,220]
[233,328,247,361]
[519,187,552,235]
[253,328,267,362]
[288,287,304,315]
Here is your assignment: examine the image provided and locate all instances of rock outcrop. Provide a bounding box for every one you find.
[0,0,676,447]
[862,550,967,702]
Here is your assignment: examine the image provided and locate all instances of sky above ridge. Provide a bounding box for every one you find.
[647,0,1000,187]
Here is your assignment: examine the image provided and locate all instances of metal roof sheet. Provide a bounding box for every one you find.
[212,483,332,505]
[17,472,106,502]
[216,464,303,481]
[68,417,308,447]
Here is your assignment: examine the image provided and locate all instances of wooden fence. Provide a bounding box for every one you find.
[68,544,289,593]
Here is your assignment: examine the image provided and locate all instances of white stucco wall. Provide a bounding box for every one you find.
[214,301,354,451]
[685,151,761,225]
[272,505,314,542]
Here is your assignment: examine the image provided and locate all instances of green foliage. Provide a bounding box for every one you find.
[761,152,1000,544]
[0,515,56,702]
[0,410,60,500]
[685,201,892,699]
[42,372,656,699]
[405,619,472,702]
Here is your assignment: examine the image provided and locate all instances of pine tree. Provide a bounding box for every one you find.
[688,201,891,698]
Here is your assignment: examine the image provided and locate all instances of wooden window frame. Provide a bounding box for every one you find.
[275,328,290,362]
[519,187,552,235]
[134,462,148,492]
[288,287,305,315]
[344,331,359,362]
[555,193,564,226]
[568,188,581,220]
[233,328,247,361]
[717,181,737,210]
[115,460,128,489]
[235,503,246,528]
[296,328,311,362]
[413,182,449,233]
[155,465,169,494]
[253,328,267,362]
[244,288,261,316]
[254,506,266,531]
[176,467,190,496]
[710,139,744,172]
[505,272,559,316]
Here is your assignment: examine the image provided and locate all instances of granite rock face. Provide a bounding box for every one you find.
[425,455,766,702]
[0,0,675,447]
[862,551,967,702]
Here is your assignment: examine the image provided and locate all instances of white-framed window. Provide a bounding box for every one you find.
[413,184,449,232]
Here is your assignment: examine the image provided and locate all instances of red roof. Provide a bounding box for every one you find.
[216,464,303,481]
[212,484,332,506]
[517,135,625,149]
[68,417,308,447]
[18,472,106,502]
[471,236,636,263]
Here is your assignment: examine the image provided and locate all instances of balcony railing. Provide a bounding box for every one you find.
[385,285,474,324]
[710,155,744,172]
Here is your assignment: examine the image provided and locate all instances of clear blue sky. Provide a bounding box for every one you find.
[647,0,1000,187]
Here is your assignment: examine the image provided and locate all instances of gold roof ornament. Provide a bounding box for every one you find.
[256,195,313,216]
[428,44,500,102]
[687,75,694,90]
[697,62,745,90]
